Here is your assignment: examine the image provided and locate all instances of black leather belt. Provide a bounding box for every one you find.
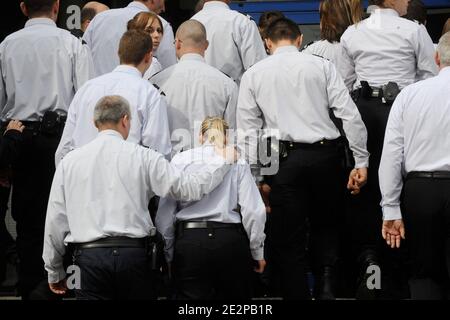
[73,237,147,249]
[280,138,341,150]
[406,171,450,180]
[178,221,242,230]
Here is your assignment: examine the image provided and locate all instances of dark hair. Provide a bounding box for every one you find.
[22,0,56,16]
[258,11,285,39]
[368,0,385,5]
[320,0,363,42]
[266,18,302,43]
[81,7,96,24]
[404,0,427,25]
[118,30,153,65]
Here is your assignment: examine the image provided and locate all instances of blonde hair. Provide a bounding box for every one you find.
[200,117,229,148]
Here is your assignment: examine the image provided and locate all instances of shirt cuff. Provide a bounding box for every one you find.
[250,247,264,261]
[354,156,369,169]
[382,205,402,221]
[47,268,66,284]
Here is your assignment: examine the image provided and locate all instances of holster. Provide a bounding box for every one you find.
[146,231,165,271]
[40,110,66,136]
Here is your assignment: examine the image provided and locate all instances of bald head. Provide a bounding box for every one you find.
[437,31,450,68]
[81,2,109,31]
[83,1,109,12]
[175,20,209,58]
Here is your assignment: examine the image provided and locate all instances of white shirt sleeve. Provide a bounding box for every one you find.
[140,92,172,157]
[339,35,357,92]
[43,163,70,283]
[325,61,369,168]
[72,41,95,91]
[379,91,406,221]
[55,92,80,167]
[224,80,238,129]
[237,73,264,165]
[414,25,439,81]
[155,195,178,263]
[238,19,267,71]
[238,162,266,260]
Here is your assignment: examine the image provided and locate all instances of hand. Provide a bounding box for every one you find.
[48,280,68,295]
[347,167,368,195]
[214,145,239,164]
[5,120,25,133]
[258,183,271,214]
[382,219,405,249]
[254,259,266,274]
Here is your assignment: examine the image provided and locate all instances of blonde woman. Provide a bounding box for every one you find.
[128,11,165,80]
[156,117,266,299]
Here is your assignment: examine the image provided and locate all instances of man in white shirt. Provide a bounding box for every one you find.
[191,0,267,84]
[83,0,176,75]
[237,18,369,300]
[379,32,450,300]
[150,20,238,154]
[55,29,171,166]
[339,1,438,297]
[44,95,235,300]
[0,0,94,299]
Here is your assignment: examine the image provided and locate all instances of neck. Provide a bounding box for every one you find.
[179,49,205,59]
[30,13,56,21]
[98,126,126,139]
[123,63,145,75]
[271,41,298,53]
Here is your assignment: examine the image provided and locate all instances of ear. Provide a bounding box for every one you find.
[175,39,182,51]
[265,38,272,52]
[204,40,209,51]
[295,34,303,49]
[435,51,441,68]
[144,51,153,64]
[54,0,60,16]
[20,2,28,17]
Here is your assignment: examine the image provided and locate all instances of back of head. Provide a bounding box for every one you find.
[320,0,363,42]
[81,7,96,25]
[404,0,427,25]
[176,20,208,49]
[118,29,153,65]
[94,95,131,127]
[437,32,450,67]
[200,117,229,148]
[266,17,302,43]
[443,18,450,37]
[22,0,56,17]
[127,11,164,34]
[258,11,285,39]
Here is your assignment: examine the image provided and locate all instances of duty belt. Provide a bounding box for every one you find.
[178,221,243,230]
[73,236,147,249]
[406,171,450,180]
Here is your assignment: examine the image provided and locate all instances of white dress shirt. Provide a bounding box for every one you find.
[0,18,94,121]
[237,45,369,168]
[191,1,267,84]
[379,67,450,221]
[156,144,266,262]
[44,130,232,283]
[55,65,171,166]
[82,1,176,75]
[143,57,162,80]
[303,40,348,85]
[150,53,238,153]
[340,8,438,91]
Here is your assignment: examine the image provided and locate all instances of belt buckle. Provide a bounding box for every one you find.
[371,88,381,98]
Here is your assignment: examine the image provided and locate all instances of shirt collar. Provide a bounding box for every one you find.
[98,130,124,140]
[127,1,150,12]
[439,66,450,77]
[370,8,400,18]
[273,45,299,55]
[25,18,56,28]
[203,1,230,10]
[179,53,205,63]
[113,65,143,78]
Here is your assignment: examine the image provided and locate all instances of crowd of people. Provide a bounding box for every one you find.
[0,0,449,300]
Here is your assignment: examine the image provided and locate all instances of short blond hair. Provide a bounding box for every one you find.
[200,117,229,148]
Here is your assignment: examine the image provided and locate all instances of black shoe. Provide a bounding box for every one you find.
[355,252,380,300]
[314,266,336,300]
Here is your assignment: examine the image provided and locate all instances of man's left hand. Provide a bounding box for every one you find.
[49,280,68,295]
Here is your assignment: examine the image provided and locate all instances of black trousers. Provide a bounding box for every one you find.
[173,226,254,300]
[346,96,392,255]
[0,185,13,283]
[403,177,450,299]
[73,247,155,300]
[267,144,345,299]
[11,129,61,297]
